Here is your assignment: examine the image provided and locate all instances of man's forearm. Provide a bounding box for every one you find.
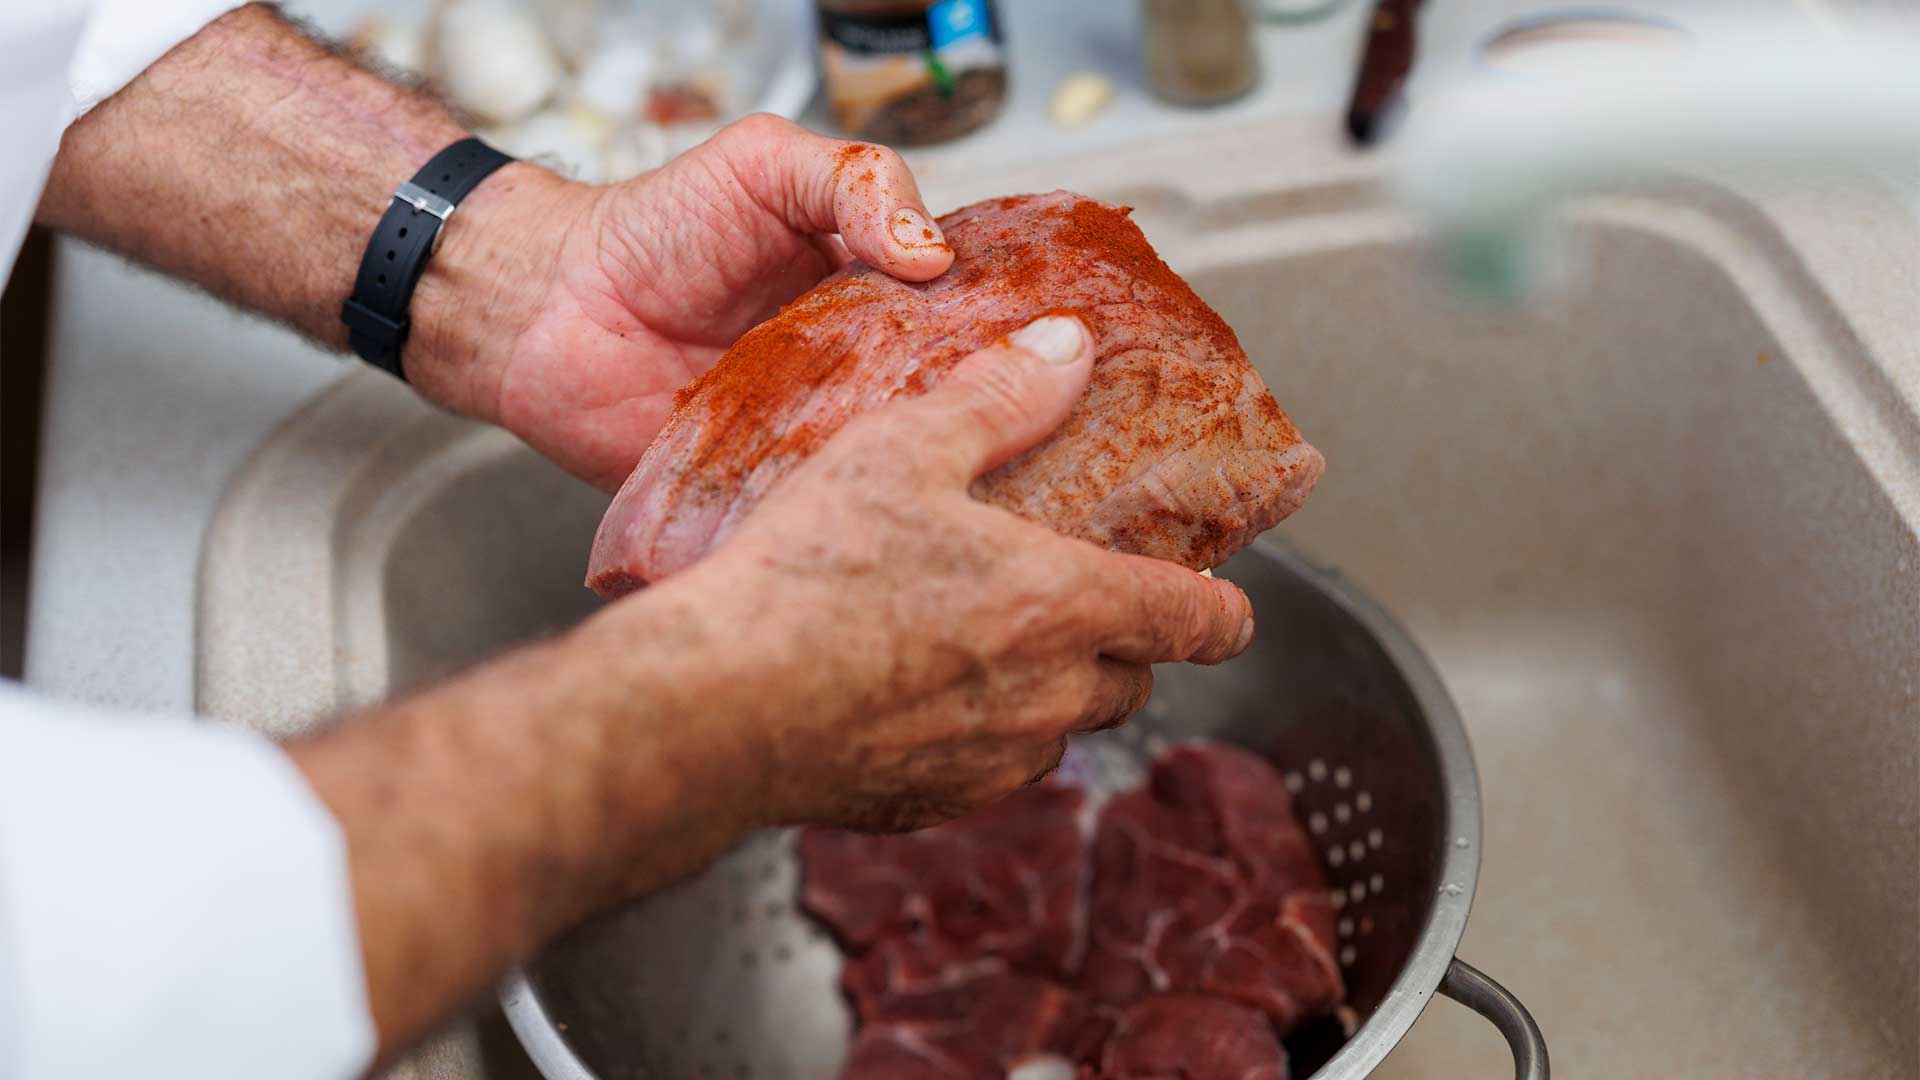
[287,575,775,1060]
[36,3,580,415]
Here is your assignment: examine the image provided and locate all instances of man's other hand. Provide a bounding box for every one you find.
[615,313,1258,833]
[411,114,956,490]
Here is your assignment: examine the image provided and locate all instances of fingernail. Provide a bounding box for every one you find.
[1009,315,1089,366]
[890,207,944,250]
[1235,615,1255,653]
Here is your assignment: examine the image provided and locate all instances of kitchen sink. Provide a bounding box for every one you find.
[197,120,1919,1079]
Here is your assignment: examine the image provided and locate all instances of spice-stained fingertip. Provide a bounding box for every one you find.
[889,207,949,252]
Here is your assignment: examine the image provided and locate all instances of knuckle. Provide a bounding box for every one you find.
[868,142,909,174]
[1028,738,1069,784]
[1114,663,1154,711]
[1008,548,1104,641]
[1088,663,1152,731]
[847,397,963,479]
[1137,566,1210,656]
[1014,669,1089,736]
[1012,545,1119,646]
[1059,576,1117,643]
[1051,542,1108,591]
[726,111,792,146]
[1179,589,1220,654]
[834,411,910,460]
[1025,543,1091,600]
[986,739,1059,792]
[868,422,948,486]
[1064,663,1108,713]
[952,359,1034,431]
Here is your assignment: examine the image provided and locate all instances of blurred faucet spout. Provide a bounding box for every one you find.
[1390,17,1920,300]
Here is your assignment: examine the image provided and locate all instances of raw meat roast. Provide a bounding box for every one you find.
[797,782,1088,978]
[799,742,1341,1079]
[587,190,1323,596]
[801,784,1103,1078]
[1078,745,1342,1030]
[1097,996,1290,1080]
[839,938,1112,1079]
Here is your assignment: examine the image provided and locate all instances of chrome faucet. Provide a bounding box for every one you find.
[1370,12,1920,300]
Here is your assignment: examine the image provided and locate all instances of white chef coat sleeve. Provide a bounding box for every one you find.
[0,6,86,284]
[0,683,376,1080]
[68,0,246,117]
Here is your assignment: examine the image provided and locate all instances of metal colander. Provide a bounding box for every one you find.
[501,540,1549,1080]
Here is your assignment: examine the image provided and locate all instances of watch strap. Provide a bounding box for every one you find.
[340,138,513,380]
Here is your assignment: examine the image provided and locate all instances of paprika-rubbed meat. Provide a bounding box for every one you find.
[586,190,1323,595]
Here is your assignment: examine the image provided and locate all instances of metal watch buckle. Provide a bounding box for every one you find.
[394,181,456,221]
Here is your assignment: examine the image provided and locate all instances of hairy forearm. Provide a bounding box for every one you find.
[36,3,582,415]
[288,577,774,1059]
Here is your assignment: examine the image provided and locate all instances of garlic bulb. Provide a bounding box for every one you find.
[499,106,609,180]
[349,15,427,76]
[602,125,671,181]
[526,0,599,67]
[575,40,657,119]
[435,0,562,126]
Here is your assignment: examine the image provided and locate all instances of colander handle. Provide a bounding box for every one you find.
[1437,958,1549,1080]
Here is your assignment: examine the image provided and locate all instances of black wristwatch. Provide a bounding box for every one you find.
[340,137,514,381]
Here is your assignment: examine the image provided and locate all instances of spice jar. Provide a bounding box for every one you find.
[1142,0,1261,106]
[816,0,1008,146]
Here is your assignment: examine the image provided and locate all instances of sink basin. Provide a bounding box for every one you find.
[197,120,1918,1079]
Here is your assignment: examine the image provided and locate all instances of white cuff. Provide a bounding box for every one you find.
[69,0,246,118]
[0,685,375,1080]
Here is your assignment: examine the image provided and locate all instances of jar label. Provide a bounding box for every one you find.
[819,0,1001,58]
[928,0,995,51]
[818,0,1007,143]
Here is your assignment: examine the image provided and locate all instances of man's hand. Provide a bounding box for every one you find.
[412,115,956,490]
[39,4,951,492]
[291,314,1253,1059]
[668,312,1256,829]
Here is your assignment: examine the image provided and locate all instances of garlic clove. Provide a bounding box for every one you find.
[1049,72,1116,128]
[575,40,657,119]
[348,15,427,76]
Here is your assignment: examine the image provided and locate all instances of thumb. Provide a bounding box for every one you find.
[713,114,954,282]
[905,314,1096,483]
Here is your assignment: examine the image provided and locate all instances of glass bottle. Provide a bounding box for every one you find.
[1142,0,1260,106]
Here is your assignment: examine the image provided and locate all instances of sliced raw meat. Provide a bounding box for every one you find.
[799,781,1087,977]
[587,190,1324,595]
[840,937,1113,1080]
[1094,995,1290,1080]
[1078,744,1341,1032]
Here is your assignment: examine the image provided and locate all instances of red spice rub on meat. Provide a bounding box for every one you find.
[587,190,1323,595]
